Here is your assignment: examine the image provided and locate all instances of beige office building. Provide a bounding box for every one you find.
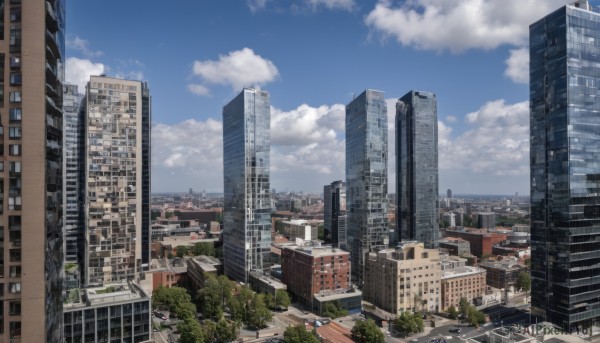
[440,255,486,311]
[364,242,441,314]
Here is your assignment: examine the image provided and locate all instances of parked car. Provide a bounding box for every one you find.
[449,328,461,333]
[153,311,168,320]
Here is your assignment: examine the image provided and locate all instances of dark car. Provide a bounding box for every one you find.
[153,311,168,320]
[449,328,461,333]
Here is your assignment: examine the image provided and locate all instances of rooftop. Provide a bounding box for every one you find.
[64,282,149,310]
[442,266,486,279]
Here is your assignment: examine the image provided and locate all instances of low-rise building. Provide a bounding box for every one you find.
[278,219,319,241]
[439,237,471,256]
[149,258,188,290]
[440,256,486,310]
[363,242,441,314]
[63,282,151,342]
[479,259,525,290]
[442,228,507,257]
[249,270,287,295]
[187,255,223,290]
[281,241,352,311]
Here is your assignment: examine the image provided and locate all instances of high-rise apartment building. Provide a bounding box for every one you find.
[63,84,84,270]
[223,88,272,283]
[346,89,389,285]
[84,76,151,286]
[323,180,346,248]
[396,90,439,248]
[447,188,452,199]
[0,1,68,341]
[530,0,600,330]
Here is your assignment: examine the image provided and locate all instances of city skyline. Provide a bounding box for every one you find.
[63,0,581,195]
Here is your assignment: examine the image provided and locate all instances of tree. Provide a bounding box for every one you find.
[192,242,215,257]
[247,293,273,329]
[467,306,486,327]
[352,319,385,343]
[152,286,196,319]
[516,271,531,300]
[266,289,291,310]
[284,325,320,343]
[178,318,205,343]
[321,301,349,319]
[392,312,424,337]
[524,258,531,267]
[459,297,470,318]
[447,305,458,320]
[197,275,234,320]
[176,245,188,258]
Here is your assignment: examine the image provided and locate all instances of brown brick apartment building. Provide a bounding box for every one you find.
[281,244,350,308]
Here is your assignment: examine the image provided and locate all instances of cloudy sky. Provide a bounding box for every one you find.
[66,0,573,195]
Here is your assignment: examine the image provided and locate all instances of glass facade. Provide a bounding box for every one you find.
[223,88,272,283]
[323,180,346,248]
[396,91,439,248]
[530,3,600,330]
[62,84,84,273]
[345,89,389,285]
[84,77,151,286]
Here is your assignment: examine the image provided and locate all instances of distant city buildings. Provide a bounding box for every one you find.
[364,242,441,314]
[476,212,496,229]
[447,188,452,199]
[396,91,439,248]
[529,0,600,329]
[346,89,389,285]
[223,88,272,283]
[323,180,346,247]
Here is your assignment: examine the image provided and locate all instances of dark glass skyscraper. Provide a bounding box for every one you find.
[346,89,389,285]
[396,91,439,248]
[323,180,346,248]
[530,0,600,330]
[223,88,272,283]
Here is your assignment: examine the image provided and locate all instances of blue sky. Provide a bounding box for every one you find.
[65,0,574,195]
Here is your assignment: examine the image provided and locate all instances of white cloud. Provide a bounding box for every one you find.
[192,48,279,91]
[307,0,355,11]
[247,0,272,12]
[114,71,144,81]
[187,84,212,97]
[66,35,103,57]
[440,99,529,176]
[505,47,529,84]
[365,0,566,53]
[271,104,345,145]
[65,57,105,91]
[446,115,457,123]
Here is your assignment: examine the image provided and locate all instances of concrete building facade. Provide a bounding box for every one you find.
[363,242,442,314]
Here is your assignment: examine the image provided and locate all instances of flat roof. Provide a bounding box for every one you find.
[64,282,149,310]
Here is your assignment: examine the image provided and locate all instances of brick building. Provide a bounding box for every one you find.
[479,259,525,290]
[281,243,351,309]
[440,256,486,310]
[442,228,507,257]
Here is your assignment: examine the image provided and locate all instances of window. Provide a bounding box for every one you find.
[8,144,19,156]
[8,92,20,103]
[9,108,20,122]
[0,161,4,172]
[8,282,20,294]
[9,73,20,85]
[9,266,19,278]
[8,301,20,315]
[9,249,19,262]
[9,56,19,70]
[10,161,21,174]
[8,196,20,210]
[8,126,20,139]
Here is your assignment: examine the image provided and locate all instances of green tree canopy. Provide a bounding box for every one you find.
[176,245,188,258]
[178,318,205,343]
[152,286,195,319]
[197,275,234,320]
[467,305,486,327]
[246,293,273,329]
[266,289,291,310]
[321,301,349,319]
[516,271,531,293]
[447,305,458,320]
[351,319,385,343]
[459,297,470,318]
[392,312,424,337]
[284,325,320,343]
[192,242,215,257]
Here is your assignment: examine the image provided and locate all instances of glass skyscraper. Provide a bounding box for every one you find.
[323,180,346,248]
[223,88,272,284]
[346,89,389,285]
[396,91,439,248]
[530,0,600,330]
